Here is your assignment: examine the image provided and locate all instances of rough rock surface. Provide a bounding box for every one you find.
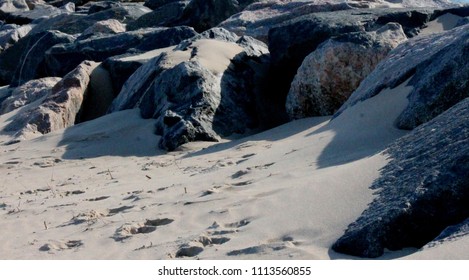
[332,97,469,258]
[29,4,150,35]
[0,2,65,25]
[0,23,32,52]
[81,19,126,37]
[126,0,188,31]
[44,26,197,77]
[286,23,407,119]
[3,61,99,138]
[0,30,75,86]
[109,28,270,151]
[336,23,469,129]
[0,77,60,114]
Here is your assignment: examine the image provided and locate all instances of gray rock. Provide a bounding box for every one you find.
[336,23,469,130]
[0,30,75,86]
[29,4,150,35]
[126,0,189,31]
[0,77,60,114]
[109,28,270,151]
[1,3,65,25]
[456,16,469,27]
[286,23,407,119]
[0,0,29,22]
[81,19,126,38]
[45,26,197,79]
[0,23,32,52]
[332,97,469,258]
[3,60,99,138]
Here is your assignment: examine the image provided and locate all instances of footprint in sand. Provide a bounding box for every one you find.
[39,240,83,252]
[112,218,174,241]
[175,219,251,258]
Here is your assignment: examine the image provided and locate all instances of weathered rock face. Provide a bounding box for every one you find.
[109,28,270,151]
[0,30,75,87]
[144,0,180,10]
[336,23,469,130]
[0,77,60,114]
[29,4,150,35]
[81,19,126,38]
[286,23,407,119]
[0,0,29,21]
[45,26,197,78]
[3,61,99,138]
[177,0,258,32]
[0,2,65,25]
[0,23,32,52]
[129,0,257,32]
[126,0,188,31]
[332,97,469,258]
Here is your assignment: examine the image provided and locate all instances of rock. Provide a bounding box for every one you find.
[332,97,469,258]
[0,23,32,52]
[144,0,180,10]
[0,77,60,114]
[109,28,270,151]
[219,0,352,42]
[456,16,469,27]
[86,1,121,14]
[0,0,29,21]
[336,23,469,129]
[29,4,150,35]
[3,61,99,138]
[286,23,407,119]
[45,26,197,79]
[177,0,258,32]
[1,2,65,25]
[0,30,75,87]
[81,19,126,38]
[126,0,189,31]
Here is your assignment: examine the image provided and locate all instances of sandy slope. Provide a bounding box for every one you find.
[0,75,465,259]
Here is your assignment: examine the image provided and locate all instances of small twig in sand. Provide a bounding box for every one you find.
[145,175,152,180]
[184,187,187,194]
[44,221,48,230]
[107,169,114,180]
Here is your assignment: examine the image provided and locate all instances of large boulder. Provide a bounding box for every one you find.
[332,97,469,258]
[336,23,469,130]
[109,28,270,151]
[0,0,29,21]
[0,2,65,25]
[80,19,126,38]
[0,30,75,86]
[286,23,407,119]
[44,26,197,78]
[3,61,99,138]
[0,77,60,114]
[0,23,32,52]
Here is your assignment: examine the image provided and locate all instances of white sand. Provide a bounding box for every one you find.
[0,74,466,259]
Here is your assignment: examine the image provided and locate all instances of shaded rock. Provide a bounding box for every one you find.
[177,0,258,32]
[336,23,469,129]
[0,0,29,21]
[332,97,469,258]
[0,30,75,86]
[286,23,407,119]
[29,4,150,35]
[45,26,197,79]
[0,23,32,52]
[81,19,126,38]
[3,61,99,138]
[144,0,180,10]
[109,28,270,151]
[0,77,60,114]
[126,0,189,31]
[86,1,121,14]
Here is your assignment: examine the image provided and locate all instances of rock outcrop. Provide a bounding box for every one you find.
[0,30,75,86]
[336,23,469,130]
[286,23,407,119]
[333,97,469,258]
[0,23,32,52]
[45,26,197,79]
[109,28,270,151]
[3,61,99,138]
